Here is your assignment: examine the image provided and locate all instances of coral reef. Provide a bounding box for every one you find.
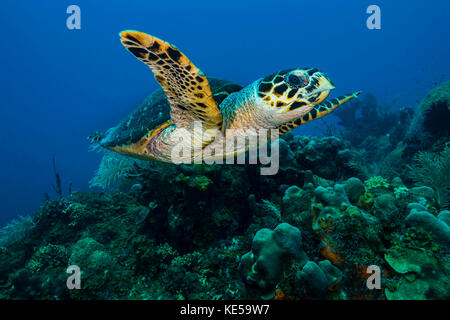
[238,223,307,294]
[331,82,450,185]
[1,78,450,301]
[404,81,450,156]
[405,209,450,250]
[334,93,407,148]
[1,136,448,300]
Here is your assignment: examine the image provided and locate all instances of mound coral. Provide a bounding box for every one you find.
[344,177,366,204]
[238,223,307,293]
[406,81,450,147]
[401,81,450,162]
[405,209,450,249]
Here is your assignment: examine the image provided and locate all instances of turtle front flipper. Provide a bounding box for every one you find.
[278,91,361,134]
[119,31,222,139]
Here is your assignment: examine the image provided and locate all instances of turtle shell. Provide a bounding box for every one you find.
[98,78,243,148]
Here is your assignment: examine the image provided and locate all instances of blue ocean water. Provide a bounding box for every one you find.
[0,0,449,226]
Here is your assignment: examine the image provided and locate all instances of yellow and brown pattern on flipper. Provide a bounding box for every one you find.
[278,91,361,134]
[119,30,222,132]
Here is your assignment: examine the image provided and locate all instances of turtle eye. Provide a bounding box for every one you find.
[287,74,303,88]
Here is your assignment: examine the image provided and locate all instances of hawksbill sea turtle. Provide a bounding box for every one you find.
[90,30,360,163]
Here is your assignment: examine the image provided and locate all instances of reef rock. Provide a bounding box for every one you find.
[405,209,450,249]
[294,136,354,180]
[384,246,449,300]
[282,186,312,216]
[318,260,343,287]
[278,138,297,170]
[344,177,366,203]
[373,194,399,222]
[238,223,306,292]
[314,184,349,208]
[295,261,328,299]
[409,186,436,204]
[437,210,450,226]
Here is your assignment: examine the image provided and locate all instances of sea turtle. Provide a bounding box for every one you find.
[90,30,360,163]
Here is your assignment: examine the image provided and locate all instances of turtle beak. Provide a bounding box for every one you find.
[303,71,335,105]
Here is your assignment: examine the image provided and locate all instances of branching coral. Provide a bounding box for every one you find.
[409,147,450,209]
[364,176,389,191]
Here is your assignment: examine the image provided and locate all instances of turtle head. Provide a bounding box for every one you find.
[255,68,335,127]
